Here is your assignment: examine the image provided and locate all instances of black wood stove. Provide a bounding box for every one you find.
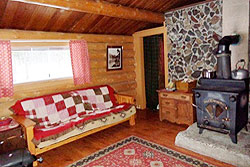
[193,78,249,144]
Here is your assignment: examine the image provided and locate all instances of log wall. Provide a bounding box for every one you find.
[0,29,136,117]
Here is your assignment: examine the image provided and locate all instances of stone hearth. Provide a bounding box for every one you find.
[175,123,250,167]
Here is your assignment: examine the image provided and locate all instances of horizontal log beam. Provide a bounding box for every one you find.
[11,0,164,23]
[89,50,135,59]
[91,66,135,75]
[90,57,135,68]
[118,89,137,96]
[111,81,137,91]
[0,29,133,43]
[88,43,134,51]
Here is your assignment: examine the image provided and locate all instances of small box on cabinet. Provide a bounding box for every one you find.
[175,80,197,93]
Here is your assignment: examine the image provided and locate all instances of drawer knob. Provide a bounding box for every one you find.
[164,102,170,105]
[162,94,168,97]
[181,96,186,99]
[0,141,4,145]
[9,153,13,157]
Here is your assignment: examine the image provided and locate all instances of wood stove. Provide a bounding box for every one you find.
[193,78,249,144]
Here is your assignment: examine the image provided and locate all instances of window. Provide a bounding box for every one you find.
[12,46,73,84]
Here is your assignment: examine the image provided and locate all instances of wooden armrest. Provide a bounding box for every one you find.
[11,114,36,128]
[114,93,135,104]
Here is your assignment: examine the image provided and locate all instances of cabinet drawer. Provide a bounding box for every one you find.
[161,107,177,123]
[161,99,176,108]
[160,92,190,101]
[0,136,26,154]
[0,126,22,139]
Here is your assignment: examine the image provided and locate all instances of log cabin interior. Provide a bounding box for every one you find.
[0,0,249,167]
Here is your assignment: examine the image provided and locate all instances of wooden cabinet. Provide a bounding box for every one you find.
[0,126,26,154]
[157,90,196,125]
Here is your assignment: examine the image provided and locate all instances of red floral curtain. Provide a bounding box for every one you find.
[69,40,91,85]
[0,40,13,97]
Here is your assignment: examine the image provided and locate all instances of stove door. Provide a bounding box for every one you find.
[194,90,235,132]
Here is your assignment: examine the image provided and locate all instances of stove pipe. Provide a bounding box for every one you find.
[216,35,240,79]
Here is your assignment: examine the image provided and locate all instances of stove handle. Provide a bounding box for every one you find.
[195,92,200,98]
[192,103,201,110]
[192,103,206,114]
[229,96,236,102]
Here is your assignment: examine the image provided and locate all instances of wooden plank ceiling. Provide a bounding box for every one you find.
[0,0,205,35]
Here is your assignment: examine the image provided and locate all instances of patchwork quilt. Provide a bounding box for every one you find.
[10,85,133,144]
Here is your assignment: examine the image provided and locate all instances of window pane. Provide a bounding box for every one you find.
[12,48,73,84]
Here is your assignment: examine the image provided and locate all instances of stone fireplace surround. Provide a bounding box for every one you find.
[165,0,250,82]
[166,1,250,166]
[165,0,222,82]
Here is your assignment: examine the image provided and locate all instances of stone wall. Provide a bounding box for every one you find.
[165,0,222,81]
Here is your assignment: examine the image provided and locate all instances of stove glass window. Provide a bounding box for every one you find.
[215,105,224,117]
[205,104,214,118]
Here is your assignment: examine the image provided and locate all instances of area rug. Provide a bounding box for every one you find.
[175,123,250,167]
[68,136,215,167]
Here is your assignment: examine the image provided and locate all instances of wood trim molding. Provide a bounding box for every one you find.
[133,26,168,109]
[133,26,166,38]
[11,0,164,23]
[133,36,146,109]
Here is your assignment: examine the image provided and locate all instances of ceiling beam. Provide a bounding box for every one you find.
[11,0,164,23]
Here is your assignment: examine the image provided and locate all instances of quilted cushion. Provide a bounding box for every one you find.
[33,103,133,142]
[14,92,94,128]
[10,85,116,126]
[10,85,122,142]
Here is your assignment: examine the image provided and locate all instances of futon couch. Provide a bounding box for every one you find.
[10,85,136,156]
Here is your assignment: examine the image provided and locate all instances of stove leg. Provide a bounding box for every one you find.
[229,133,237,144]
[199,128,204,134]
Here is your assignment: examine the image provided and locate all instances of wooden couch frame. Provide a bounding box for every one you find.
[12,94,136,156]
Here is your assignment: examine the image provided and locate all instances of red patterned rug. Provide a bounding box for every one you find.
[68,136,215,167]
